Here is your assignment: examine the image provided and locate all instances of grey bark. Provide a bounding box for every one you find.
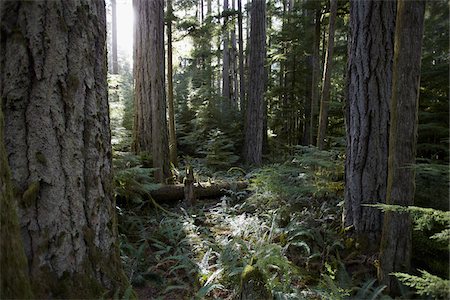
[111,0,118,74]
[316,0,337,150]
[222,0,231,106]
[133,0,170,183]
[0,99,33,299]
[0,0,127,297]
[244,0,266,165]
[238,0,246,110]
[379,0,425,293]
[343,0,396,246]
[309,9,321,145]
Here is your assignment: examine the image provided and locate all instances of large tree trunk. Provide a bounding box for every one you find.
[0,100,33,299]
[133,0,170,183]
[244,0,266,165]
[0,1,128,297]
[167,0,178,167]
[316,0,337,150]
[111,0,118,74]
[343,0,396,248]
[379,0,425,293]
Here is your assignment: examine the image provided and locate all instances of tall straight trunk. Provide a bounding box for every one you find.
[167,0,178,167]
[133,0,152,153]
[316,0,337,150]
[379,0,425,293]
[0,1,128,297]
[231,0,239,108]
[244,0,266,165]
[343,0,396,247]
[222,0,231,107]
[0,99,33,299]
[238,0,245,110]
[134,0,170,183]
[206,0,213,93]
[111,0,118,74]
[309,9,321,145]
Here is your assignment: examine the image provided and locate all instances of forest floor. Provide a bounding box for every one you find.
[114,147,393,300]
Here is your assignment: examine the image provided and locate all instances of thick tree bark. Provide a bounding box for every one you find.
[0,1,128,297]
[133,0,152,153]
[111,0,118,74]
[316,0,337,150]
[0,99,33,299]
[309,9,321,145]
[167,0,178,167]
[244,0,266,165]
[379,0,425,293]
[133,0,170,183]
[343,0,396,247]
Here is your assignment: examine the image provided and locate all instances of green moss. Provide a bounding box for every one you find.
[35,151,47,165]
[239,265,271,300]
[21,181,40,208]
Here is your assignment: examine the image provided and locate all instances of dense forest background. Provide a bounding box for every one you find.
[1,0,449,299]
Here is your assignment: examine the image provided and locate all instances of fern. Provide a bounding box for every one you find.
[393,270,450,299]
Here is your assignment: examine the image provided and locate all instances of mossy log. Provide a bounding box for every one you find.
[238,265,271,300]
[150,181,248,202]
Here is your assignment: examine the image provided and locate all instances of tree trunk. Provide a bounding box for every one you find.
[133,0,170,183]
[316,0,337,150]
[0,99,33,299]
[379,0,425,293]
[343,0,396,248]
[222,0,231,107]
[309,9,321,145]
[167,0,178,167]
[238,0,246,110]
[111,0,118,74]
[133,0,152,153]
[0,1,128,297]
[244,0,266,165]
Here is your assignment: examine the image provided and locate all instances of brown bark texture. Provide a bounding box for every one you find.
[379,0,425,293]
[167,0,178,167]
[0,0,128,297]
[316,0,337,150]
[237,0,246,110]
[244,0,266,166]
[133,0,170,183]
[343,0,396,246]
[0,99,33,298]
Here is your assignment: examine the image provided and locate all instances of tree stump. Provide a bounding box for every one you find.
[183,165,195,207]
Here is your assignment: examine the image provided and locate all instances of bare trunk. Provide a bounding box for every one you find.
[343,0,396,248]
[317,0,337,150]
[0,1,128,297]
[133,0,170,183]
[238,0,246,110]
[222,0,231,106]
[379,0,425,293]
[244,0,266,165]
[111,0,118,74]
[167,0,178,167]
[309,9,321,145]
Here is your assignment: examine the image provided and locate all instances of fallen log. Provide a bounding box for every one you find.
[150,181,248,202]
